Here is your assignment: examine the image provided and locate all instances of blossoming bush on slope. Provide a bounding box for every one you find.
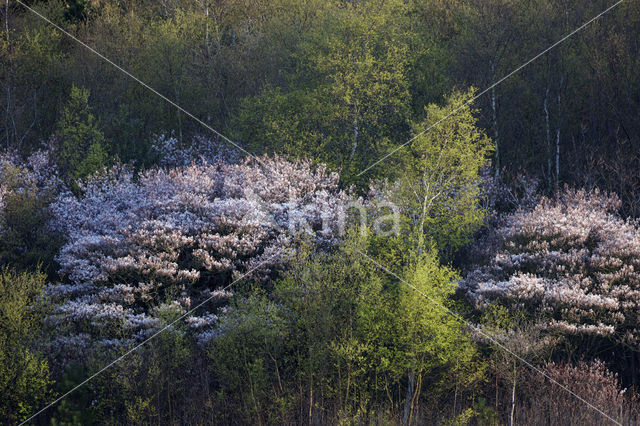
[49,155,350,353]
[461,189,640,345]
[0,149,64,270]
[150,133,240,168]
[520,359,631,424]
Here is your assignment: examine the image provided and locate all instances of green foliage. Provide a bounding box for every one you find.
[63,0,90,22]
[104,104,147,165]
[55,85,108,184]
[208,232,483,423]
[111,331,193,424]
[399,248,482,372]
[4,0,640,422]
[234,86,330,163]
[393,246,484,423]
[1,0,67,152]
[53,315,198,424]
[480,304,526,331]
[4,0,640,213]
[393,89,493,256]
[234,0,413,185]
[50,364,96,426]
[275,236,397,416]
[208,293,294,424]
[472,398,500,425]
[0,267,53,423]
[0,163,61,274]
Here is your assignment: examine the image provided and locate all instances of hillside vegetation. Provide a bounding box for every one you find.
[2,0,640,424]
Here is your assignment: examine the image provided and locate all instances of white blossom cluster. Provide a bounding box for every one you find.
[523,358,628,423]
[0,148,62,196]
[48,155,350,351]
[479,167,539,213]
[0,148,62,187]
[151,133,240,167]
[462,189,640,344]
[0,148,63,234]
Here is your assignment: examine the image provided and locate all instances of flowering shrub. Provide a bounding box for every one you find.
[48,155,350,352]
[462,188,640,345]
[518,359,631,424]
[0,148,62,190]
[0,149,64,270]
[479,167,539,214]
[151,133,240,167]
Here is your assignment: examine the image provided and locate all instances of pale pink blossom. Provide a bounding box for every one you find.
[48,153,351,355]
[462,189,640,345]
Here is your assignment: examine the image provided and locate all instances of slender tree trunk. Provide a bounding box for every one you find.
[204,1,210,60]
[203,1,214,123]
[5,0,11,149]
[417,177,430,252]
[510,359,517,426]
[4,0,7,44]
[544,87,551,187]
[168,383,173,422]
[633,351,638,388]
[308,373,313,426]
[453,380,458,417]
[174,85,183,142]
[4,86,9,150]
[346,362,351,405]
[409,372,422,425]
[245,352,263,425]
[496,374,499,410]
[555,86,562,190]
[491,62,500,177]
[403,370,415,425]
[350,106,359,160]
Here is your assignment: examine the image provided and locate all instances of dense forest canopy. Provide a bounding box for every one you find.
[2,0,640,424]
[3,0,640,199]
